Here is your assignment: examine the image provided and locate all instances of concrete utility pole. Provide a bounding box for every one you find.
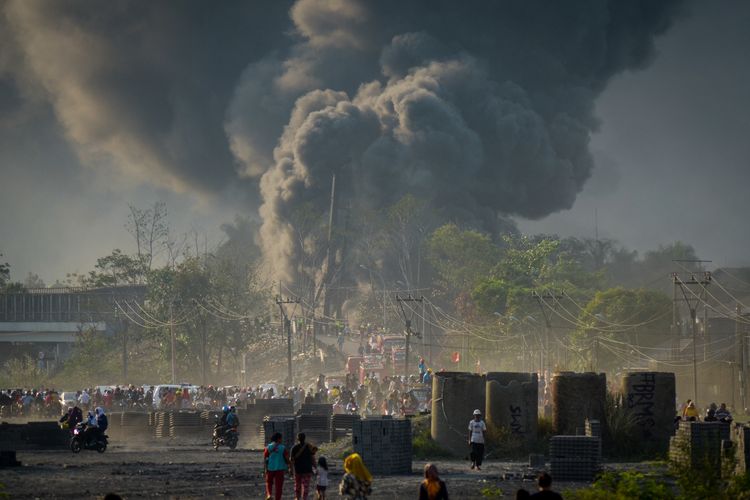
[276,295,300,385]
[737,303,746,411]
[396,294,423,379]
[673,271,711,403]
[170,301,176,384]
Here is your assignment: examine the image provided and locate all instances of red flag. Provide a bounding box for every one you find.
[451,352,460,363]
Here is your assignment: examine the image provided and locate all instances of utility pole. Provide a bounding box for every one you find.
[276,295,300,386]
[532,291,564,375]
[673,271,711,404]
[737,303,746,411]
[396,294,423,379]
[170,301,176,384]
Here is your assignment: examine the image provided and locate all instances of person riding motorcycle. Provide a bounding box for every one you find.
[227,406,239,428]
[95,407,108,439]
[81,411,98,445]
[216,405,237,439]
[60,405,83,431]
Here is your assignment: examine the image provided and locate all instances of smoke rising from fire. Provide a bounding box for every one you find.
[225,0,685,281]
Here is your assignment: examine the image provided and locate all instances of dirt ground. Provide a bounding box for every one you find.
[0,442,618,499]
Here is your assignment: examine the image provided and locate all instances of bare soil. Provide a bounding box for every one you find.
[0,442,632,499]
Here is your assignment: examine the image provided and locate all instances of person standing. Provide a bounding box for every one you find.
[264,432,290,500]
[339,453,372,499]
[291,432,316,500]
[315,456,329,500]
[418,463,449,500]
[530,472,563,499]
[468,409,487,470]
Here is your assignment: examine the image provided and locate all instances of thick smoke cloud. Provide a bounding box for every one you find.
[0,0,685,283]
[2,0,292,199]
[224,0,685,281]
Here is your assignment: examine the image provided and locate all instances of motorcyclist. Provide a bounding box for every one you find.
[345,397,358,414]
[95,407,108,440]
[217,405,231,438]
[60,405,83,431]
[226,406,239,430]
[82,411,98,445]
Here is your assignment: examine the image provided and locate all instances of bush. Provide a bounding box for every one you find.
[411,419,454,460]
[565,471,675,500]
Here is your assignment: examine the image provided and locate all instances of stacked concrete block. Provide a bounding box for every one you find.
[669,421,730,470]
[585,419,602,460]
[622,372,676,454]
[118,411,151,442]
[549,435,601,481]
[241,399,294,449]
[432,372,485,453]
[485,372,538,447]
[296,414,331,445]
[551,372,607,437]
[299,403,333,416]
[352,417,411,475]
[263,416,297,451]
[734,424,750,474]
[330,414,360,441]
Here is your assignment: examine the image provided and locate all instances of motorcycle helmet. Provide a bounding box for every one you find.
[229,405,236,412]
[222,405,230,413]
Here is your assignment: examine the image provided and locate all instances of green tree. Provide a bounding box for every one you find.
[85,249,145,287]
[572,287,672,372]
[427,223,500,294]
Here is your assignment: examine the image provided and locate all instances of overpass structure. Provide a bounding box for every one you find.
[0,285,147,366]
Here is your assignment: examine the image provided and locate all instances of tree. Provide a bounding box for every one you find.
[23,272,46,289]
[0,253,9,290]
[125,202,170,274]
[85,249,145,287]
[427,223,500,295]
[572,287,672,372]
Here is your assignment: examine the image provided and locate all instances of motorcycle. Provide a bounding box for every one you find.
[70,422,108,453]
[212,418,238,450]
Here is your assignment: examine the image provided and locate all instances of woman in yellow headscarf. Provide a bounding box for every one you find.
[339,453,372,499]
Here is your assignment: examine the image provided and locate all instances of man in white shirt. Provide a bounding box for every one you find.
[468,409,487,470]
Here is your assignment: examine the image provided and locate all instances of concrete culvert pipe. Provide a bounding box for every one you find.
[622,371,676,454]
[485,372,538,445]
[551,372,607,436]
[431,371,486,453]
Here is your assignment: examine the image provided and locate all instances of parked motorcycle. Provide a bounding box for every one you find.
[70,422,108,453]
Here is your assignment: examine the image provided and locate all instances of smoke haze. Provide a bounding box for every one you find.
[3,0,749,282]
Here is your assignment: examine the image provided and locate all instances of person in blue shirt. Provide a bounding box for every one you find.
[264,432,290,500]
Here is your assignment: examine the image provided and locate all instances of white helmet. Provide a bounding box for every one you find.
[473,409,482,416]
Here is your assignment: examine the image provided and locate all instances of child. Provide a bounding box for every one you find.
[315,456,329,499]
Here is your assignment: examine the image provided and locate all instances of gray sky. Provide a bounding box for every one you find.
[520,0,750,268]
[1,0,748,283]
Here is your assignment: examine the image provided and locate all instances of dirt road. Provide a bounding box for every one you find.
[1,444,571,499]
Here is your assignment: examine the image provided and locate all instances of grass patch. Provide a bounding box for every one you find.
[411,415,454,460]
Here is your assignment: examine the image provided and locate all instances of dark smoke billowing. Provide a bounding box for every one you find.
[0,0,685,283]
[226,0,685,281]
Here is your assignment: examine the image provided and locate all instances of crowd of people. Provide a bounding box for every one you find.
[678,399,733,424]
[0,388,62,417]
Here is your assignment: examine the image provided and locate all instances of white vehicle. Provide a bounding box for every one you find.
[152,384,196,409]
[60,392,78,409]
[258,383,279,398]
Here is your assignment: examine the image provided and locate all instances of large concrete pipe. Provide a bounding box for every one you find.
[431,372,486,453]
[485,372,538,444]
[551,372,607,436]
[622,371,676,453]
